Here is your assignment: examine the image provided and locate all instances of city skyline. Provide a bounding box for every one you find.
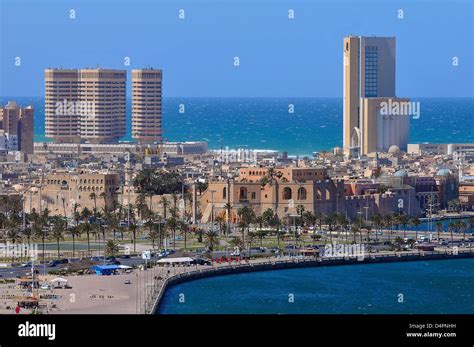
[1,0,473,98]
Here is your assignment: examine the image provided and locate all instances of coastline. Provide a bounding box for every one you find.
[153,250,474,314]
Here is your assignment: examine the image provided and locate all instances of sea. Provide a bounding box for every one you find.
[158,258,474,314]
[1,97,473,156]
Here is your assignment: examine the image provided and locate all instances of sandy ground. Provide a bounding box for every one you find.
[0,266,172,314]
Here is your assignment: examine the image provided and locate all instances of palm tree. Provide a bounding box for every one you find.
[337,213,350,243]
[179,220,189,250]
[383,214,393,242]
[435,222,443,243]
[135,193,148,220]
[296,204,305,224]
[80,221,94,257]
[129,223,139,253]
[351,223,360,243]
[398,213,410,240]
[69,225,81,258]
[458,221,468,242]
[51,216,66,259]
[146,191,154,215]
[21,226,33,250]
[99,192,107,212]
[148,228,160,251]
[160,196,170,220]
[303,211,317,244]
[254,215,265,246]
[260,167,282,212]
[171,193,178,211]
[166,217,178,249]
[247,231,256,257]
[271,214,282,248]
[105,240,119,257]
[72,202,81,226]
[410,217,421,242]
[89,193,97,213]
[34,208,50,264]
[448,222,456,248]
[229,236,244,250]
[325,213,337,243]
[224,202,232,235]
[237,206,255,245]
[204,230,219,252]
[215,215,225,236]
[5,224,22,261]
[371,213,382,242]
[315,212,325,240]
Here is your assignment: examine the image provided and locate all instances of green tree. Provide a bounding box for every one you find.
[105,240,119,257]
[51,216,66,259]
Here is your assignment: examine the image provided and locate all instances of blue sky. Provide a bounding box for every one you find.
[1,0,472,97]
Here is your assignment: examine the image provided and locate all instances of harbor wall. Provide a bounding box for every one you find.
[151,250,474,314]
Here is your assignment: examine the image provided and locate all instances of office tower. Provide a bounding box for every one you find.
[45,68,126,144]
[0,100,34,154]
[45,69,80,143]
[343,36,409,156]
[132,69,163,143]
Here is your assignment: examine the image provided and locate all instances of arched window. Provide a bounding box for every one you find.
[297,187,307,200]
[326,188,331,200]
[283,187,292,200]
[316,187,322,200]
[239,187,247,200]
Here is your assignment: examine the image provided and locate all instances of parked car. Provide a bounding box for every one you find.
[192,258,211,265]
[106,260,121,265]
[48,259,68,267]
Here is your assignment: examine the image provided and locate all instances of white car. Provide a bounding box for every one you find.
[40,284,51,290]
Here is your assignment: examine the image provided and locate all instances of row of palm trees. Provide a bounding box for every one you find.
[211,203,474,250]
[2,188,474,262]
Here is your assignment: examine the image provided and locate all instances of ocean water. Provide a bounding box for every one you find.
[406,218,473,233]
[158,258,474,314]
[1,97,473,155]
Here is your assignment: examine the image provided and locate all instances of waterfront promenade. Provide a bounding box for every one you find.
[150,248,474,314]
[2,248,472,314]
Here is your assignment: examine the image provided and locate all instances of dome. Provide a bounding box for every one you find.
[388,145,400,154]
[436,168,451,176]
[394,169,408,177]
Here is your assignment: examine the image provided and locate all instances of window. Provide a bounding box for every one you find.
[251,192,256,200]
[283,187,292,200]
[364,46,378,97]
[297,187,307,200]
[239,187,248,200]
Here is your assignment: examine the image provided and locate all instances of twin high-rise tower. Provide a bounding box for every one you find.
[45,68,162,144]
[343,36,409,157]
